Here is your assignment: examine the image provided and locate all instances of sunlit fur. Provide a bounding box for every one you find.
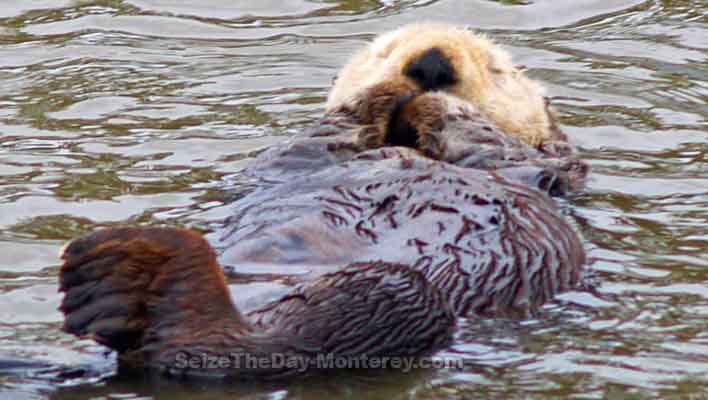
[327,23,554,147]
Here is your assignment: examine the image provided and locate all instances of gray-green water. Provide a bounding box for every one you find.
[0,1,706,399]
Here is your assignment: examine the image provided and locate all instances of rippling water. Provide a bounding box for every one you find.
[0,1,706,399]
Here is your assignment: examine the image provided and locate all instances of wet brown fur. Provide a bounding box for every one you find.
[59,228,248,358]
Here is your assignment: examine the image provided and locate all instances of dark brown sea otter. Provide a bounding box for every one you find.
[58,23,588,380]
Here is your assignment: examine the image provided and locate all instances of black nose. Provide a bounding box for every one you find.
[404,47,456,91]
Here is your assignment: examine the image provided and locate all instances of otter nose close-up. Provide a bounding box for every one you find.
[404,47,456,91]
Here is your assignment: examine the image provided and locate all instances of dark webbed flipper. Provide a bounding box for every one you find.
[59,227,247,359]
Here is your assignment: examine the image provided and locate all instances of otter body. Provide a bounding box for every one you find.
[57,23,588,380]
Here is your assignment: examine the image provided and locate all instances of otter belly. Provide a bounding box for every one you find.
[217,147,585,317]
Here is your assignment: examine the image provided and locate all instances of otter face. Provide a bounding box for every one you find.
[326,23,554,147]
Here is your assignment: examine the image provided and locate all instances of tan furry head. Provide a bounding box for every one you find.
[327,23,555,147]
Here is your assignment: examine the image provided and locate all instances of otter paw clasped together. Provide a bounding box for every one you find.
[58,22,588,380]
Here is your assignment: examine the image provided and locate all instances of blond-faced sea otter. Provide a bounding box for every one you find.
[327,23,557,148]
[58,23,588,379]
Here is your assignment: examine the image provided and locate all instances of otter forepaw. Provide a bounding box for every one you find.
[352,81,419,148]
[353,81,419,124]
[393,94,448,158]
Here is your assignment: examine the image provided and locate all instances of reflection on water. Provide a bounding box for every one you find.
[0,0,706,399]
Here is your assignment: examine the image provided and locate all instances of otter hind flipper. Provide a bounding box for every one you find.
[59,227,247,359]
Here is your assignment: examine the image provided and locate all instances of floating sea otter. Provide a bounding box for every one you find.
[59,23,587,380]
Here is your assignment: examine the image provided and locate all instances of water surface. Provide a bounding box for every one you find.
[0,0,706,399]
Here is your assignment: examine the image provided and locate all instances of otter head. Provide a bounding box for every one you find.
[326,23,556,148]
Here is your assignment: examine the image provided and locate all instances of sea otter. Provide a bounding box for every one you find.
[58,23,587,379]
